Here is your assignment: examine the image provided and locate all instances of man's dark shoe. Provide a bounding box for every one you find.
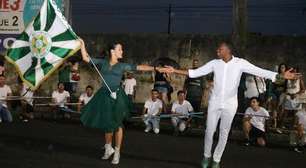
[201,157,211,168]
[212,160,220,168]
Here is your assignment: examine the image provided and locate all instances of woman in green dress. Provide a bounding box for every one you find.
[79,39,164,165]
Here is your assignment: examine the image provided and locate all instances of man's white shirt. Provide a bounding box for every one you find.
[244,107,269,132]
[123,78,136,95]
[52,90,70,107]
[171,100,193,118]
[79,93,93,105]
[188,56,277,107]
[21,83,34,106]
[0,85,12,108]
[244,75,266,98]
[144,99,163,116]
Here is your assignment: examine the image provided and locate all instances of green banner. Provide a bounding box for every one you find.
[23,0,63,27]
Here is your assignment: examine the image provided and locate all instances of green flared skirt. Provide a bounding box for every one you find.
[80,87,132,132]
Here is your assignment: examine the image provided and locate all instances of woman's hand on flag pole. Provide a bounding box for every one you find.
[78,38,90,63]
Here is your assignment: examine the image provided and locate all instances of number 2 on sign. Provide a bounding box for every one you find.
[0,16,18,26]
[12,16,18,26]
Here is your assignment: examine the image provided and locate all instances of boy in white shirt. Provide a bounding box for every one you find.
[143,89,163,134]
[122,72,137,101]
[171,90,194,135]
[52,82,71,119]
[20,82,34,122]
[243,97,270,147]
[0,75,12,123]
[78,85,94,112]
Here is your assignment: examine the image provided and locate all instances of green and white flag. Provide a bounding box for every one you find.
[6,0,80,90]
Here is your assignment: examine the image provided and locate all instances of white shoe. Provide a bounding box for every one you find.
[144,127,151,133]
[111,148,120,164]
[154,128,160,134]
[101,144,114,160]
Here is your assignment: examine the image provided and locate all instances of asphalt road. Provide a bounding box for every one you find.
[0,120,305,168]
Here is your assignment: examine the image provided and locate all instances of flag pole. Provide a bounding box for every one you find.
[87,55,114,97]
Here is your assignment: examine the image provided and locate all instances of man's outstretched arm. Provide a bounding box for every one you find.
[241,59,301,81]
[163,60,214,78]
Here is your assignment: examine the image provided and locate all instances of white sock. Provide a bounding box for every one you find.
[105,143,112,149]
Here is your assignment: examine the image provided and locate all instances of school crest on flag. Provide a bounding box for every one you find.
[5,0,80,90]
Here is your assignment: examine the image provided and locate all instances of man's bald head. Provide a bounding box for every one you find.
[217,42,233,60]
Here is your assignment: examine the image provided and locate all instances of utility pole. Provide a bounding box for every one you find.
[63,0,72,24]
[232,0,247,57]
[167,4,172,34]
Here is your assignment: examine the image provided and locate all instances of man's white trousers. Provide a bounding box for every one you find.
[204,100,238,162]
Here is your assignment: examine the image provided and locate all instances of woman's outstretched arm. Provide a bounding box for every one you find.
[78,39,90,63]
[162,66,188,75]
[137,65,169,73]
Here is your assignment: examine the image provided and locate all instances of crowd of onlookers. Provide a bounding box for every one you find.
[133,60,306,153]
[138,61,306,153]
[238,63,306,152]
[0,56,305,153]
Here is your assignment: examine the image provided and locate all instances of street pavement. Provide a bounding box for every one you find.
[0,120,305,168]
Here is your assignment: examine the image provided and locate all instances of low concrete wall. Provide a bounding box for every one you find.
[3,33,306,103]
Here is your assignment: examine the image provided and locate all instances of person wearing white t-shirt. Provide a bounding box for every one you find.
[164,42,299,168]
[78,85,94,112]
[122,72,137,101]
[171,90,194,134]
[244,74,266,106]
[52,82,71,119]
[143,89,163,134]
[293,105,306,153]
[20,82,34,122]
[243,97,270,147]
[0,75,12,123]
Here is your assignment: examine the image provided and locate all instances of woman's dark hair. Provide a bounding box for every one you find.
[278,63,287,74]
[107,42,122,57]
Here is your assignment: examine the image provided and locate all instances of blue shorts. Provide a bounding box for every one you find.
[154,87,168,93]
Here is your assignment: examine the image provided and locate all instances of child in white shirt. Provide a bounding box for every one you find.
[243,97,270,147]
[143,89,163,134]
[52,82,71,119]
[171,90,194,134]
[78,85,94,112]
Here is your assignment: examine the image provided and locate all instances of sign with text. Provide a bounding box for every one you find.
[0,0,63,52]
[0,0,25,34]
